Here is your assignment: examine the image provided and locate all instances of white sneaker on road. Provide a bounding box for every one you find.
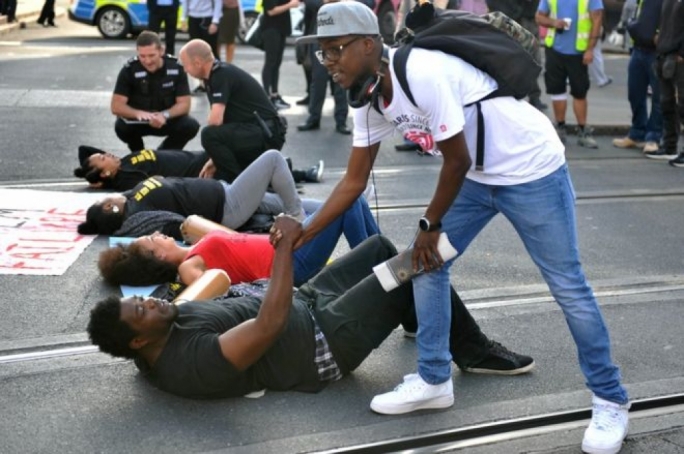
[370,373,454,415]
[581,395,630,454]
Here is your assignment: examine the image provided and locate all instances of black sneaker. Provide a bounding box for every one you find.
[271,95,291,111]
[669,152,684,168]
[460,340,535,375]
[304,160,324,183]
[645,149,678,160]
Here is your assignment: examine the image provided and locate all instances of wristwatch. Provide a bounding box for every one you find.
[419,216,442,232]
[162,110,170,120]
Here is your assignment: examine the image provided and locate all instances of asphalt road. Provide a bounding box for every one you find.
[1,17,684,454]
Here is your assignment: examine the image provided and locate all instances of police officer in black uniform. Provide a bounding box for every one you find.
[179,39,288,183]
[111,31,200,152]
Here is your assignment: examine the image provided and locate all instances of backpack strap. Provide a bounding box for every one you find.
[393,43,504,171]
[392,43,418,107]
[465,88,501,171]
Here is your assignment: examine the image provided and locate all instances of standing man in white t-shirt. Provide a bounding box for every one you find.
[290,3,630,453]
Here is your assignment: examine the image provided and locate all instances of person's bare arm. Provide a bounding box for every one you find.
[217,215,300,371]
[583,9,604,65]
[178,255,208,286]
[535,10,567,30]
[207,102,226,126]
[173,269,231,304]
[295,143,380,247]
[411,132,470,272]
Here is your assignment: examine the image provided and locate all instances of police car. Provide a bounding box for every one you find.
[69,0,398,42]
[67,0,304,40]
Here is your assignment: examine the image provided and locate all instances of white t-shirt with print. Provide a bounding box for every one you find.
[352,48,566,186]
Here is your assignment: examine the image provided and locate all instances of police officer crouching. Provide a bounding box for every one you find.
[111,31,200,152]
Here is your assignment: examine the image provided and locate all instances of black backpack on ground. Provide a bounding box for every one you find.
[392,3,542,170]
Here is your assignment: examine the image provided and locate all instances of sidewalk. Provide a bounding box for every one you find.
[0,0,66,35]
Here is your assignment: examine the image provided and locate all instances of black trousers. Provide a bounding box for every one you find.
[658,58,684,152]
[148,6,179,56]
[296,235,490,376]
[261,27,287,96]
[2,0,16,21]
[114,115,200,152]
[188,16,218,59]
[37,0,55,24]
[307,43,348,126]
[201,121,285,183]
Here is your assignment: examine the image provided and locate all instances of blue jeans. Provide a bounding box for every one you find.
[627,48,662,143]
[413,164,629,405]
[293,197,380,286]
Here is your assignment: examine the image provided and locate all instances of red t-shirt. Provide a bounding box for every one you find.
[186,231,274,284]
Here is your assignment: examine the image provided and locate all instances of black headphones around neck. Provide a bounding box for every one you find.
[347,45,390,112]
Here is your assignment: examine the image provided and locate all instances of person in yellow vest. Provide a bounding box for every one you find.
[536,0,604,149]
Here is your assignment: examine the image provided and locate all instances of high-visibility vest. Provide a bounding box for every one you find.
[545,0,592,52]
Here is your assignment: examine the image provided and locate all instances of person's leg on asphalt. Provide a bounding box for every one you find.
[301,235,412,375]
[114,118,146,151]
[201,122,268,183]
[643,50,663,147]
[369,178,498,415]
[658,69,680,154]
[544,47,570,141]
[158,115,200,149]
[568,55,597,148]
[162,6,179,56]
[498,164,627,403]
[332,79,350,131]
[219,149,304,229]
[497,164,630,453]
[626,49,649,144]
[301,45,327,128]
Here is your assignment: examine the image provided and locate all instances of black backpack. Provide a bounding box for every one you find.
[392,3,542,170]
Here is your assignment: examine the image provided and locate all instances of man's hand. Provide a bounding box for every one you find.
[554,18,569,30]
[199,159,216,179]
[269,215,303,249]
[209,23,218,35]
[135,110,156,122]
[583,48,594,65]
[412,230,443,273]
[148,112,166,129]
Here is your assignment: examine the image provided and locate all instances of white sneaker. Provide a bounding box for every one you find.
[581,395,630,454]
[370,373,454,415]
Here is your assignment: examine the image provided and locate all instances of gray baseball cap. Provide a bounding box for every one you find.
[296,1,380,45]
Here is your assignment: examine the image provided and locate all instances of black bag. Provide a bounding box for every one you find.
[246,14,264,50]
[395,6,541,104]
[392,3,542,170]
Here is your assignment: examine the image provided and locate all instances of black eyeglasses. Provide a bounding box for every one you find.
[315,36,363,64]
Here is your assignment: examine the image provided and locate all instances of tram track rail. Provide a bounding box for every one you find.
[316,394,684,453]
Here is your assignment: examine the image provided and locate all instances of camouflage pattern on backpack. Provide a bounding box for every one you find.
[483,11,541,65]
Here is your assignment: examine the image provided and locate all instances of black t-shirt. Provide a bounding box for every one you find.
[124,177,225,223]
[262,0,292,35]
[205,60,278,124]
[113,55,191,112]
[134,297,321,399]
[114,149,210,191]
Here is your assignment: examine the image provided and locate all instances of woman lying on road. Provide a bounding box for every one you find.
[98,196,379,287]
[74,145,324,192]
[77,150,320,238]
